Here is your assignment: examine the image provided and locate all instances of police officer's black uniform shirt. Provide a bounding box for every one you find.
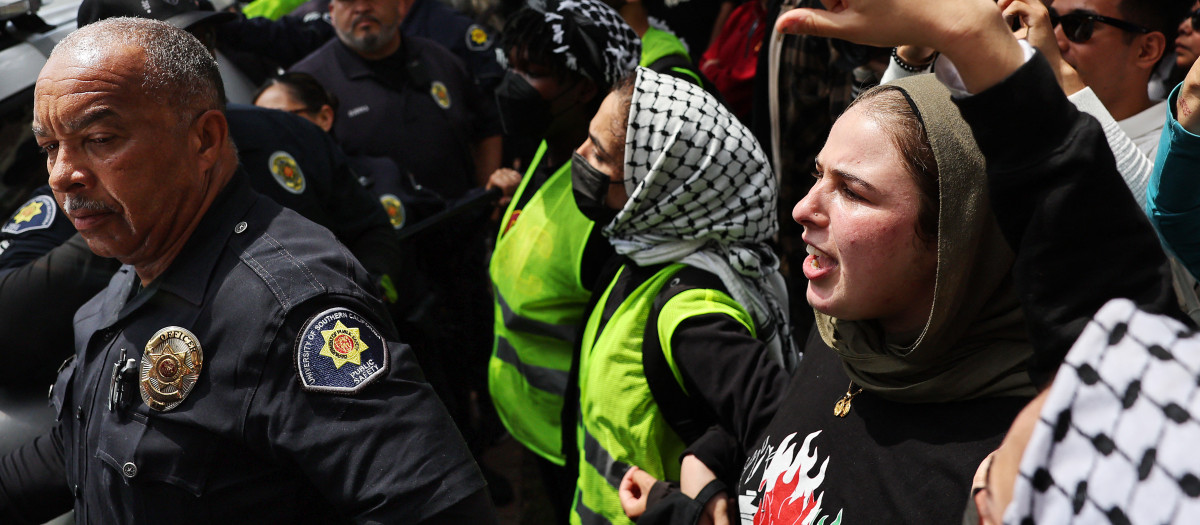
[224,104,404,281]
[348,154,446,229]
[399,0,503,91]
[42,173,483,523]
[219,0,503,89]
[291,36,502,200]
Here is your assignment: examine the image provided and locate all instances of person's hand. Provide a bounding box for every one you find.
[485,167,522,220]
[1179,53,1200,134]
[999,0,1054,49]
[775,0,1024,93]
[681,455,730,525]
[998,0,1086,94]
[619,466,659,520]
[699,495,730,525]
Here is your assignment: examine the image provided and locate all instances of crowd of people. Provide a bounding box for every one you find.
[3,0,1200,523]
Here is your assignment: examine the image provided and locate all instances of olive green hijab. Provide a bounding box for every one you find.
[814,74,1036,403]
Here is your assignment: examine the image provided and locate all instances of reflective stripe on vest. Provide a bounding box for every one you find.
[572,264,690,525]
[488,141,594,466]
[657,288,755,395]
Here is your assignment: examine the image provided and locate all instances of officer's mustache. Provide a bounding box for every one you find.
[352,14,381,27]
[62,195,116,216]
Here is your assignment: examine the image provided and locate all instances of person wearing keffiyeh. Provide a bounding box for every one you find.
[566,67,792,525]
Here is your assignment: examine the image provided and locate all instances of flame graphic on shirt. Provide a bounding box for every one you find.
[746,431,842,525]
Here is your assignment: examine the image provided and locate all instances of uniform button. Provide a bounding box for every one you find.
[74,406,83,421]
[234,221,248,234]
[73,484,81,498]
[121,462,137,478]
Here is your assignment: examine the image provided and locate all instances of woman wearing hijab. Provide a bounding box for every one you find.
[567,67,795,525]
[615,73,1039,523]
[734,74,1038,524]
[623,0,1184,521]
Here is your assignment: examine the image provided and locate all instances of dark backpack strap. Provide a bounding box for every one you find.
[642,267,728,445]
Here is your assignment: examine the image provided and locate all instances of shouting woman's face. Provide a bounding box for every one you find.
[793,102,938,333]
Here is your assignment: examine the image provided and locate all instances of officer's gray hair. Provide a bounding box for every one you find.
[52,17,225,122]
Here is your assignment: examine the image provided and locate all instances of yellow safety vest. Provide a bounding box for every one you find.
[488,141,595,465]
[571,264,755,524]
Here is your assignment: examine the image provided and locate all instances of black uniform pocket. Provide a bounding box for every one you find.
[95,412,215,520]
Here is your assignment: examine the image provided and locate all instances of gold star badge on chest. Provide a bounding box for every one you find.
[140,326,203,411]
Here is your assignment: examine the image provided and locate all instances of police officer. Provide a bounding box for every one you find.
[213,0,504,91]
[0,18,496,523]
[289,0,502,199]
[79,0,408,293]
[0,0,413,389]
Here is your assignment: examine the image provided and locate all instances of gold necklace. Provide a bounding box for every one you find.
[833,381,863,417]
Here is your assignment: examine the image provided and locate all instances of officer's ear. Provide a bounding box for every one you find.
[315,105,335,132]
[191,109,230,174]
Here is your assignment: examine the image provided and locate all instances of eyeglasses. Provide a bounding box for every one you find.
[1190,9,1200,31]
[1049,8,1151,43]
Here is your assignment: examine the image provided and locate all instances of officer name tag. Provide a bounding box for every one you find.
[295,307,389,394]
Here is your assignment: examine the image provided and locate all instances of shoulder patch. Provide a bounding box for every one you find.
[380,194,406,229]
[465,24,491,51]
[2,195,57,235]
[295,307,389,394]
[430,81,452,109]
[269,151,307,194]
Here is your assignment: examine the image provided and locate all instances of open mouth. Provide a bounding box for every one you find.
[803,243,838,279]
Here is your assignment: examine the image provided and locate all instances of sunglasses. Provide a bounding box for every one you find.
[1191,9,1200,31]
[1049,8,1151,43]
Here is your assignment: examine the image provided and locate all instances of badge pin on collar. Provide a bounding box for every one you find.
[139,327,203,411]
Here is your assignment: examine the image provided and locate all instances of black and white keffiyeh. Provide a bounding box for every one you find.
[1007,298,1200,524]
[605,67,798,370]
[500,0,640,87]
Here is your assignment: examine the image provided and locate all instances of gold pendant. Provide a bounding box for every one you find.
[139,326,203,412]
[833,382,862,418]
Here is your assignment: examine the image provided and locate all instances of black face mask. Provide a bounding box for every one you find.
[571,152,621,227]
[494,70,552,139]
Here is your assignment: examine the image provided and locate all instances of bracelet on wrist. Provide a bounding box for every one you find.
[891,47,938,73]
